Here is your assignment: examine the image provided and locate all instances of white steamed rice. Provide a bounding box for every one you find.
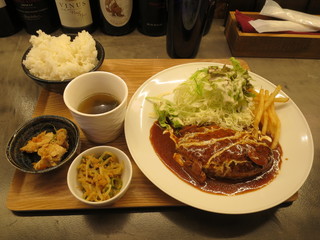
[23,30,99,81]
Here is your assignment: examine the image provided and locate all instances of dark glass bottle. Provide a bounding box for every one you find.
[0,0,22,37]
[55,0,98,33]
[203,0,216,35]
[13,0,60,35]
[99,0,136,36]
[166,0,209,58]
[137,0,167,36]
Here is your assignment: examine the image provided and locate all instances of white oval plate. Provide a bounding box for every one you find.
[124,62,314,214]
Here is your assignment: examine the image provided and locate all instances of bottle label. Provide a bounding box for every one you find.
[14,0,50,22]
[100,0,132,27]
[55,0,93,28]
[0,0,6,8]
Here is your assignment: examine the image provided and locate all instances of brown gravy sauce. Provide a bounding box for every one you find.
[150,121,282,195]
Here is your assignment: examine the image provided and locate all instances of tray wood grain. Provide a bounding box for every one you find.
[6,59,297,212]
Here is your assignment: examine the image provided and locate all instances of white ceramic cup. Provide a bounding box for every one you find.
[63,71,128,144]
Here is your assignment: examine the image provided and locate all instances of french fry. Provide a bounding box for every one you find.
[264,85,281,110]
[253,85,288,104]
[254,89,265,138]
[261,111,269,135]
[253,85,286,149]
[266,105,276,137]
[269,100,281,148]
[274,97,289,103]
[261,90,270,135]
[271,120,281,149]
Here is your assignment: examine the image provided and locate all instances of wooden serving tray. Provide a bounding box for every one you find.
[6,59,297,212]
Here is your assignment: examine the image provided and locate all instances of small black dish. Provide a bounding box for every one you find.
[6,115,80,174]
[21,35,105,94]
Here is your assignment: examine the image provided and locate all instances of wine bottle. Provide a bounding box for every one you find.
[55,0,98,33]
[99,0,136,36]
[0,0,22,37]
[166,0,209,58]
[137,0,167,36]
[203,0,216,35]
[13,0,60,35]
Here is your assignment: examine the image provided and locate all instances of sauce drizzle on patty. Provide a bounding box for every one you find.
[150,121,282,195]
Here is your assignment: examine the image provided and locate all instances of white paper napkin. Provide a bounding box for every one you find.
[249,0,320,33]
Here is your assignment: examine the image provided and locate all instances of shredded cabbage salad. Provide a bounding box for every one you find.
[147,58,255,131]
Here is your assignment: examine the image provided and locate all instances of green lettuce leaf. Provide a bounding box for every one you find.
[147,58,255,131]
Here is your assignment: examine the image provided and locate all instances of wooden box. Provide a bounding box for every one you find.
[224,11,320,58]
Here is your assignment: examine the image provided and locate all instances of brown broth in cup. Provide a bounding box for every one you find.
[77,93,120,114]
